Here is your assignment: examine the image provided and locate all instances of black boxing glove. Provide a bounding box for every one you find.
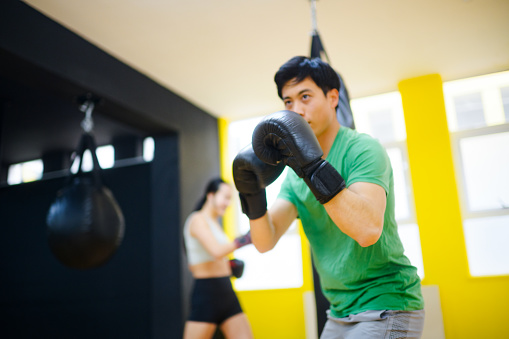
[252,110,346,204]
[233,144,285,219]
[229,259,245,278]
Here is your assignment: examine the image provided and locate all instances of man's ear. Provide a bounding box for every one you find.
[327,88,340,109]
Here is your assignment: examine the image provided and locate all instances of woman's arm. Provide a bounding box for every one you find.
[189,214,237,259]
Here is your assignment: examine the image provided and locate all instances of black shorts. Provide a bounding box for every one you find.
[188,276,243,325]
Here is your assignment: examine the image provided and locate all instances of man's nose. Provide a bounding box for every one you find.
[292,102,305,116]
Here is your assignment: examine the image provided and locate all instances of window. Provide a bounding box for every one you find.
[143,137,155,162]
[453,92,485,130]
[7,145,116,185]
[228,118,303,291]
[351,92,424,279]
[458,131,509,212]
[444,71,509,277]
[7,159,44,185]
[501,86,509,121]
[444,71,509,132]
[71,145,115,173]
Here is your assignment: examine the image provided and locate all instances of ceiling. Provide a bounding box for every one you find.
[22,0,509,122]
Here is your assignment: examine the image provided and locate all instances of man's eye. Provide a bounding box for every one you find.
[284,101,292,107]
[302,94,310,100]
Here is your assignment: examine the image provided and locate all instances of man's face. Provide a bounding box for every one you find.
[281,76,338,138]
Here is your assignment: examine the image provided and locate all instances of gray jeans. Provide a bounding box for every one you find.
[320,309,425,339]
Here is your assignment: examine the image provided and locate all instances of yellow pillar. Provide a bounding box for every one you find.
[218,117,235,237]
[399,74,468,283]
[399,74,509,338]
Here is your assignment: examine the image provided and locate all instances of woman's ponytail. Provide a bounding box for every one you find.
[193,177,226,211]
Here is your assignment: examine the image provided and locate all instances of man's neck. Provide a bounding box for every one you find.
[318,120,340,158]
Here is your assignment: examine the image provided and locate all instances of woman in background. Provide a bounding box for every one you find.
[183,177,253,339]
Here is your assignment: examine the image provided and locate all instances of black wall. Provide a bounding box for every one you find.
[1,164,153,337]
[0,151,180,338]
[0,1,221,337]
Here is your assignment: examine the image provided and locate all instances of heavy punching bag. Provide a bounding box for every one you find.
[46,133,125,269]
[310,32,355,130]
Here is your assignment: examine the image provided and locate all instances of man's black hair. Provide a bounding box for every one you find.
[274,56,340,100]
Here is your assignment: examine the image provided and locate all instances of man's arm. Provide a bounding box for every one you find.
[250,198,298,253]
[324,182,386,247]
[252,111,386,247]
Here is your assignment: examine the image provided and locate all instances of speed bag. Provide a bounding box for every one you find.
[46,133,125,269]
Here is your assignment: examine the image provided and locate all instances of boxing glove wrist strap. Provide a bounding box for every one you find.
[303,159,346,204]
[234,232,252,249]
[238,190,267,220]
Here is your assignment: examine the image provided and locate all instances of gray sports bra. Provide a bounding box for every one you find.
[183,212,229,265]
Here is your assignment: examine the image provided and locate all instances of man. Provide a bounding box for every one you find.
[232,56,424,339]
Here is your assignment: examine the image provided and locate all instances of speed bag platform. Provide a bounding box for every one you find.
[46,133,125,269]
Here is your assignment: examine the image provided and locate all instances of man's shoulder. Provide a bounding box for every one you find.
[339,126,378,143]
[337,127,385,156]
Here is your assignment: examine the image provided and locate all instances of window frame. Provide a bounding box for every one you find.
[451,122,509,221]
[383,140,417,225]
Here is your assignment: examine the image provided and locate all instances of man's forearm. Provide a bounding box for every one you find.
[324,183,386,247]
[249,214,278,253]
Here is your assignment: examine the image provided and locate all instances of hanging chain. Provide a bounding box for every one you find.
[310,0,318,34]
[79,100,95,133]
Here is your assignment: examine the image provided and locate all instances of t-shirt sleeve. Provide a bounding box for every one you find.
[345,136,392,194]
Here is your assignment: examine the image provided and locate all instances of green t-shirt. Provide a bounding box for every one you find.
[278,126,424,318]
